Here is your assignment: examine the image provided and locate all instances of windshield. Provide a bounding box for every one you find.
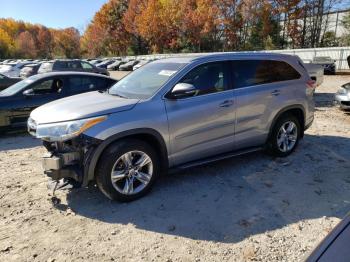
[0,77,36,96]
[108,62,186,99]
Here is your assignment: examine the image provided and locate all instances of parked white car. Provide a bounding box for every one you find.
[0,62,32,77]
[304,63,324,87]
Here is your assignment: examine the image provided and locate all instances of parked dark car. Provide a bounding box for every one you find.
[118,60,140,71]
[38,60,109,76]
[312,56,336,75]
[0,72,117,131]
[107,60,125,71]
[96,60,116,69]
[20,63,41,78]
[305,213,350,262]
[0,73,21,91]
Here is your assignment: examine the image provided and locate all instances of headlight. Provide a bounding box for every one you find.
[337,87,347,95]
[35,116,107,142]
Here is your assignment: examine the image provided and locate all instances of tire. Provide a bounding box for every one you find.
[266,114,301,157]
[95,139,160,202]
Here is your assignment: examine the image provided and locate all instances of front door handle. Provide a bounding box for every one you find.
[271,90,280,96]
[219,100,234,107]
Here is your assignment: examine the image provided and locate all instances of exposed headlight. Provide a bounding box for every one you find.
[35,116,107,142]
[337,87,348,95]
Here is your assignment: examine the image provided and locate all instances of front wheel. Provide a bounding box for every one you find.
[96,139,160,202]
[266,114,301,157]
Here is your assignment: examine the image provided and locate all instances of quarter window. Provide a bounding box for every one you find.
[231,60,301,88]
[81,62,93,69]
[179,62,229,96]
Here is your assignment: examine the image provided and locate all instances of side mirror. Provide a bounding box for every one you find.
[23,89,35,96]
[168,83,198,99]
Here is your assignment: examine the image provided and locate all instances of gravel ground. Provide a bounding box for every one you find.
[1,75,350,262]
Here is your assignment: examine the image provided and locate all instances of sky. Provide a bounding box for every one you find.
[0,0,108,32]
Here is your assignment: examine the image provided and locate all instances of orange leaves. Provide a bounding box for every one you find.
[0,18,80,58]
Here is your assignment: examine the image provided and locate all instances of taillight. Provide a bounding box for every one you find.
[306,79,316,89]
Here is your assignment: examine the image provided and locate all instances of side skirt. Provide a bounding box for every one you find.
[170,146,263,171]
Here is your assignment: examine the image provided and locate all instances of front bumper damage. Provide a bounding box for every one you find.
[41,135,102,187]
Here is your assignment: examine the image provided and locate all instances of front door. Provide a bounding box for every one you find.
[164,61,235,165]
[9,77,66,127]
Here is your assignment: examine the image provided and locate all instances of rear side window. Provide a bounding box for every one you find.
[54,61,67,70]
[68,76,108,92]
[231,60,301,88]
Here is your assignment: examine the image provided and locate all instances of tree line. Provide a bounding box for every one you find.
[1,0,349,59]
[0,18,80,59]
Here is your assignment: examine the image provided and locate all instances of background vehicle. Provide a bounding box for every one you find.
[38,60,109,76]
[0,72,117,131]
[304,63,324,86]
[119,60,139,71]
[96,60,116,69]
[312,56,336,75]
[335,82,350,110]
[107,60,126,71]
[0,62,32,77]
[20,63,41,78]
[133,60,150,70]
[305,213,350,262]
[28,53,314,202]
[0,73,21,91]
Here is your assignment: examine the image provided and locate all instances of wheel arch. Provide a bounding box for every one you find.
[83,128,169,186]
[267,105,306,141]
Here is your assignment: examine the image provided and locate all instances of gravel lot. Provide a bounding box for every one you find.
[1,75,350,262]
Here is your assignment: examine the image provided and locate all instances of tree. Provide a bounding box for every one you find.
[15,31,37,58]
[81,0,131,57]
[0,28,14,58]
[53,28,81,58]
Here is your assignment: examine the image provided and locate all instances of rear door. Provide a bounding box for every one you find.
[165,61,235,165]
[232,59,302,149]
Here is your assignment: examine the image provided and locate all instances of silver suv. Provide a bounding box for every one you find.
[28,53,315,202]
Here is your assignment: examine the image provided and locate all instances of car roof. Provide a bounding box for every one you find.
[31,71,113,79]
[156,52,297,64]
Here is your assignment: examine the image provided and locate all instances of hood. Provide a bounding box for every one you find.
[30,91,139,124]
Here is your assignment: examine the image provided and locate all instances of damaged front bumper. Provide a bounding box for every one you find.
[41,135,102,187]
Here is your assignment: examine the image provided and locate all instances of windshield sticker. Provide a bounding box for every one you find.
[158,70,177,76]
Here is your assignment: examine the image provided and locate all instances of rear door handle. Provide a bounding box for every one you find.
[271,90,280,96]
[219,100,234,107]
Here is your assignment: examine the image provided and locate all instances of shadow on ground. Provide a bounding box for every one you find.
[64,134,350,243]
[314,92,336,107]
[0,131,41,151]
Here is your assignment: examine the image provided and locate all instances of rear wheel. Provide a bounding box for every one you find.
[267,114,301,157]
[96,139,160,202]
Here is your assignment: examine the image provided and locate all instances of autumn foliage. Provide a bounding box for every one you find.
[0,18,80,59]
[0,0,344,58]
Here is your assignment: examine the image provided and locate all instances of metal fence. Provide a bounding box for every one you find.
[268,47,350,70]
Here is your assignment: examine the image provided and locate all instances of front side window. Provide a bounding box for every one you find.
[179,62,229,96]
[31,78,64,95]
[231,60,301,88]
